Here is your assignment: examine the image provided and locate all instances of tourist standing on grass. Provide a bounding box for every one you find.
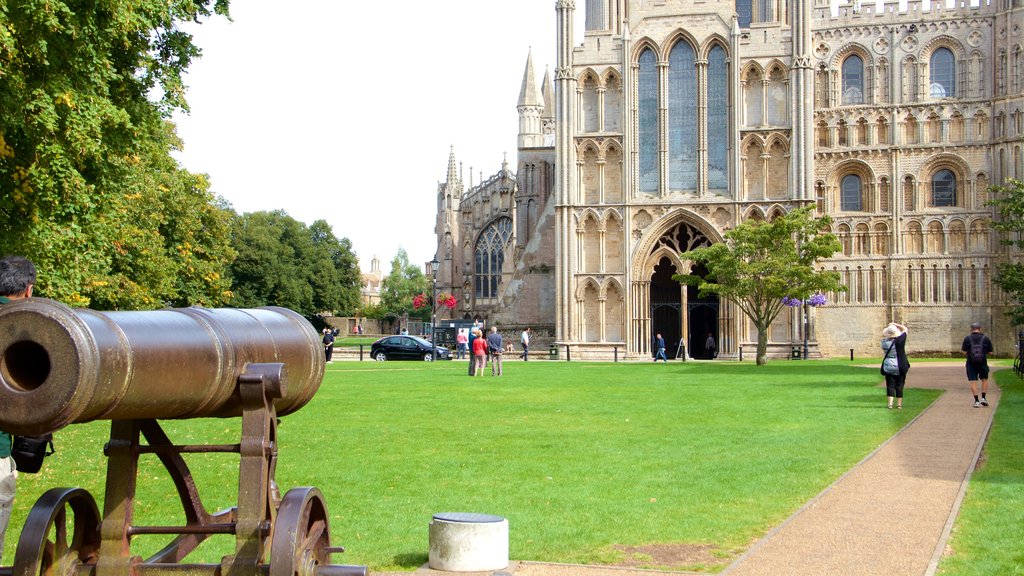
[520,327,531,361]
[487,327,503,376]
[0,255,36,562]
[456,329,468,360]
[654,333,667,362]
[961,322,994,408]
[322,328,335,363]
[880,322,909,409]
[472,329,488,376]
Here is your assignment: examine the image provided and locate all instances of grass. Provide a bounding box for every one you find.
[3,360,943,572]
[937,364,1024,575]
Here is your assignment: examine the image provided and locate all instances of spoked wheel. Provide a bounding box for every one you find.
[270,487,331,576]
[13,487,101,576]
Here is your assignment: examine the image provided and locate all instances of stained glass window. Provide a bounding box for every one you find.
[474,218,513,298]
[668,41,697,191]
[736,0,752,27]
[638,49,659,193]
[842,55,864,105]
[930,48,956,98]
[708,46,729,190]
[932,169,956,206]
[841,174,862,211]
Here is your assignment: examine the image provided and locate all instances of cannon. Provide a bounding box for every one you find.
[0,298,366,576]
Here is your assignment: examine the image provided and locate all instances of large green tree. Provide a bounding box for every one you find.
[988,178,1024,327]
[379,249,431,323]
[228,211,359,319]
[0,0,234,308]
[677,207,845,365]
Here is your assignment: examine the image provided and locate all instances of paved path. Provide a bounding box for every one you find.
[387,364,998,576]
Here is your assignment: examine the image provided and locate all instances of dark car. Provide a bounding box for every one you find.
[370,335,451,362]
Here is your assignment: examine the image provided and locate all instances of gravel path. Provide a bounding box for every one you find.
[382,363,998,576]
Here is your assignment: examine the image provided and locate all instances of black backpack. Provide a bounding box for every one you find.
[968,334,987,364]
[11,434,55,474]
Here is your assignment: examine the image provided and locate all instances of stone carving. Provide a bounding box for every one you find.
[815,42,831,59]
[873,37,889,55]
[967,30,983,47]
[902,35,918,51]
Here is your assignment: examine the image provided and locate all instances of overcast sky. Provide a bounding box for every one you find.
[172,2,578,274]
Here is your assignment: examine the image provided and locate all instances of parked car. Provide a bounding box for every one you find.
[370,335,451,361]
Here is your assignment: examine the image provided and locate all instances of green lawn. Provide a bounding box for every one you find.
[938,364,1024,575]
[4,360,948,572]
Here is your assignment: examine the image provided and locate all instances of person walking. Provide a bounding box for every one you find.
[654,333,667,362]
[520,327,531,361]
[880,322,909,409]
[961,322,994,407]
[471,328,488,376]
[705,332,717,359]
[487,327,503,376]
[455,329,468,360]
[0,255,36,562]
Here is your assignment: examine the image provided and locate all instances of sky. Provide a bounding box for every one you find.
[171,2,581,274]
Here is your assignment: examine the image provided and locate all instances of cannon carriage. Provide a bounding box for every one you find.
[0,298,366,576]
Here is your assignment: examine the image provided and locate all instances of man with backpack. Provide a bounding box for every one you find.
[0,255,36,562]
[961,322,994,408]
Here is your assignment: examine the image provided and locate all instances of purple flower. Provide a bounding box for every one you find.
[782,293,828,307]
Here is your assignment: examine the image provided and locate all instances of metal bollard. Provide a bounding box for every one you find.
[739,346,743,362]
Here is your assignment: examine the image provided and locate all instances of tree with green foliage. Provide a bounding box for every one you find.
[988,178,1024,327]
[0,0,234,308]
[228,211,360,319]
[379,249,431,323]
[677,207,845,365]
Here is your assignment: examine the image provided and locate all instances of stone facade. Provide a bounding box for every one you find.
[436,0,1024,359]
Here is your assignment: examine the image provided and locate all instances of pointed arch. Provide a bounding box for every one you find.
[581,71,600,133]
[603,68,622,132]
[604,209,624,272]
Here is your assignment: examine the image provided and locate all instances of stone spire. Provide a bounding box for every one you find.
[541,66,555,122]
[518,49,543,108]
[518,49,545,149]
[446,145,458,188]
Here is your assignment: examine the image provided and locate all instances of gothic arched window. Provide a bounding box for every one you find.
[841,174,863,211]
[842,54,864,105]
[930,48,956,98]
[708,45,729,189]
[932,169,957,207]
[668,41,698,190]
[638,49,659,193]
[474,217,513,299]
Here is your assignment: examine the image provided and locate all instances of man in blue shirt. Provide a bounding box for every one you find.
[654,333,667,362]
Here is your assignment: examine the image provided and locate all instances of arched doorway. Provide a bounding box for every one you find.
[650,257,682,358]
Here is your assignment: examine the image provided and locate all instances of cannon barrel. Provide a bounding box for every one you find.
[0,298,324,436]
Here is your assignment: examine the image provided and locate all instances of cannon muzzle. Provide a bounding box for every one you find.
[0,298,324,435]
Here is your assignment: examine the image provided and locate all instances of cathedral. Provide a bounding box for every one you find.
[434,0,1024,360]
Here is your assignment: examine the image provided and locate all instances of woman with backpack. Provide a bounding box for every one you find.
[880,322,909,409]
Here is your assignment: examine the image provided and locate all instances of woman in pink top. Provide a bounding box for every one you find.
[456,330,468,359]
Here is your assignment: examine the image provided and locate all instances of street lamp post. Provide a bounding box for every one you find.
[430,257,440,359]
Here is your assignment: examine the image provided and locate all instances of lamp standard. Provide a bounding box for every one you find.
[430,257,440,359]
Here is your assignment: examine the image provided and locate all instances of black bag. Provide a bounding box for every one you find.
[11,434,55,474]
[968,334,986,363]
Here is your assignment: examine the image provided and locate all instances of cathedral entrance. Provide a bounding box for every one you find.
[687,262,719,359]
[650,257,682,358]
